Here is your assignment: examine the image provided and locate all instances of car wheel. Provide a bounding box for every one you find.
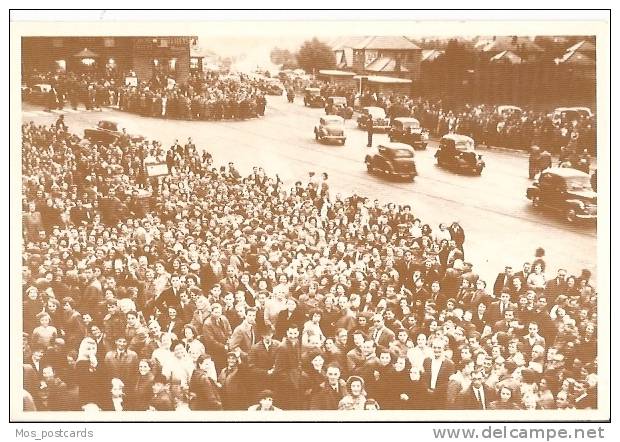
[477,168,483,176]
[365,159,373,173]
[532,196,541,208]
[566,208,577,223]
[314,131,319,140]
[389,135,394,142]
[409,174,415,182]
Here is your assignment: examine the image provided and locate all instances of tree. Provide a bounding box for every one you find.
[296,38,336,74]
[270,47,298,69]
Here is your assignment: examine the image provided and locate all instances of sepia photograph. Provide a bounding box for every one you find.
[9,12,610,423]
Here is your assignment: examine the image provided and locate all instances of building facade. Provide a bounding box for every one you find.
[21,36,195,84]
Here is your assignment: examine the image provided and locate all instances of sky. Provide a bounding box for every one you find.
[198,35,332,68]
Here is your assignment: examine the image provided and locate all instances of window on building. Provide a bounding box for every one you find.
[103,37,115,47]
[153,59,159,67]
[159,38,169,48]
[168,58,177,72]
[52,38,63,48]
[190,57,199,70]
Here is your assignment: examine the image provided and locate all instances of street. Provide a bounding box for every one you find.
[21,95,597,286]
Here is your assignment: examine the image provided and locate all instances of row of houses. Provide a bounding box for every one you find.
[324,35,596,106]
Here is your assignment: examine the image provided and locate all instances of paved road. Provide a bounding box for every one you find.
[21,96,597,286]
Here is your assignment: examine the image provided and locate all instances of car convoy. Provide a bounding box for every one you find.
[308,102,596,223]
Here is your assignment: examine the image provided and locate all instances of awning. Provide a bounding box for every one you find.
[74,48,99,58]
[353,75,412,84]
[318,69,356,77]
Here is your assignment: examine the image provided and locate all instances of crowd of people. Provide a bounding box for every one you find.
[21,112,598,413]
[306,80,595,158]
[23,70,273,121]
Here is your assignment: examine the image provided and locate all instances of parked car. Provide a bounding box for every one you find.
[24,83,52,105]
[325,96,353,119]
[551,107,593,124]
[264,79,284,95]
[364,142,417,181]
[435,134,485,175]
[84,120,143,145]
[303,87,325,108]
[388,117,429,150]
[314,115,346,145]
[526,167,597,223]
[496,105,523,116]
[357,106,391,131]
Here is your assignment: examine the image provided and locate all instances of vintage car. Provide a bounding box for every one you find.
[357,106,391,131]
[365,142,417,181]
[551,107,593,124]
[303,87,325,108]
[496,105,523,116]
[23,83,52,105]
[84,120,144,145]
[264,79,284,96]
[325,96,354,119]
[435,134,485,175]
[314,115,346,145]
[526,167,597,223]
[388,117,429,150]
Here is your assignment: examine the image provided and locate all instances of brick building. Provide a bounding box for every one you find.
[21,36,195,84]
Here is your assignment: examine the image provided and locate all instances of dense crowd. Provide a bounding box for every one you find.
[23,70,272,121]
[21,115,598,413]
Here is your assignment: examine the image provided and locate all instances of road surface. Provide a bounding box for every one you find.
[21,95,597,286]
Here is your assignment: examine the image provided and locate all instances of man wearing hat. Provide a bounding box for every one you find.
[248,326,279,403]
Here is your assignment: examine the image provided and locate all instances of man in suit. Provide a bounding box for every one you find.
[230,307,257,358]
[103,336,139,389]
[248,326,279,403]
[395,250,420,292]
[40,365,70,411]
[152,274,183,319]
[202,303,232,373]
[273,323,302,410]
[274,298,305,341]
[544,268,568,304]
[368,314,396,349]
[493,309,521,334]
[513,262,532,286]
[309,363,346,410]
[493,266,514,298]
[421,337,455,409]
[457,369,495,410]
[471,302,490,333]
[189,355,223,410]
[488,291,517,324]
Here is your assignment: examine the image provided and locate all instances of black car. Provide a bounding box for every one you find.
[364,142,417,181]
[435,134,485,175]
[357,106,391,132]
[325,96,354,119]
[84,120,144,145]
[303,87,325,108]
[526,167,597,223]
[388,117,429,150]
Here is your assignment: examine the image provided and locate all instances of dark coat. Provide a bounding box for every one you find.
[309,379,346,410]
[421,357,456,409]
[457,384,496,410]
[189,368,223,410]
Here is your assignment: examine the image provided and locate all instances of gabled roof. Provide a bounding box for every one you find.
[353,36,421,50]
[490,50,523,64]
[475,36,543,53]
[422,49,444,62]
[566,40,596,53]
[555,50,595,66]
[330,36,368,50]
[365,56,409,73]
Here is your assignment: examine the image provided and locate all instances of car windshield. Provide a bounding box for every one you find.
[392,149,413,158]
[403,121,420,129]
[455,140,474,150]
[565,176,593,191]
[331,98,346,105]
[369,109,386,119]
[324,119,343,127]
